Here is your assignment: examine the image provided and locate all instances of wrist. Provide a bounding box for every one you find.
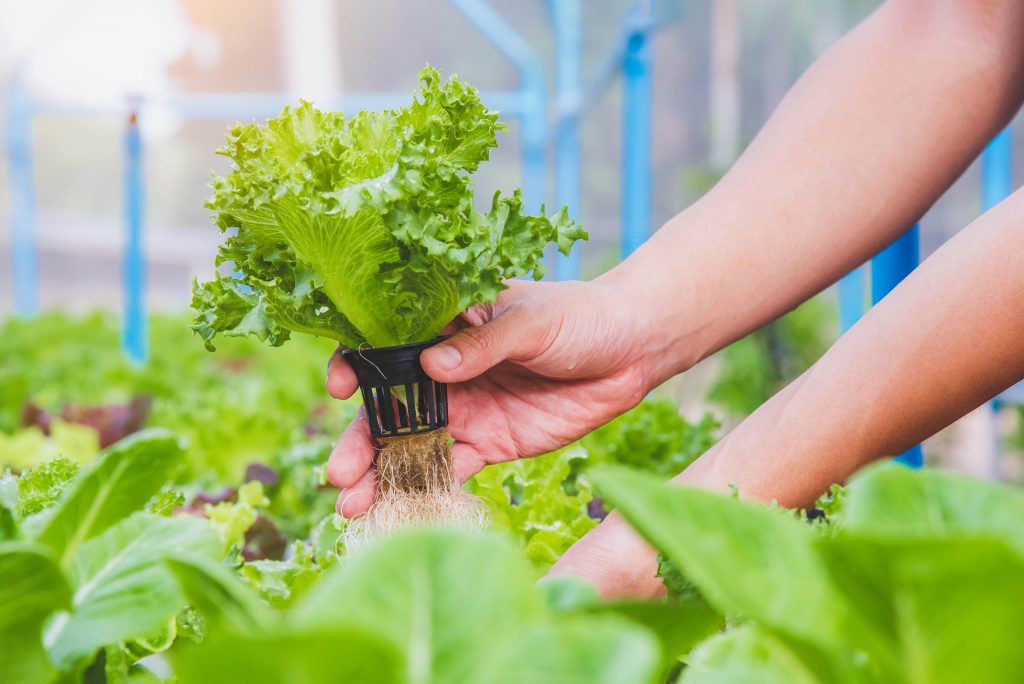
[594,234,715,385]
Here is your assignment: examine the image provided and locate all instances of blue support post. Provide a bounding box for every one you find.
[871,224,922,467]
[519,79,547,218]
[122,108,147,363]
[551,0,583,280]
[837,266,866,333]
[7,79,39,316]
[621,2,654,258]
[981,128,1012,212]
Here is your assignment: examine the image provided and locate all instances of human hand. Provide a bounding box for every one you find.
[547,512,665,599]
[324,278,652,517]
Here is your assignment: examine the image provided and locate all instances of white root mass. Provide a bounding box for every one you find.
[343,428,487,549]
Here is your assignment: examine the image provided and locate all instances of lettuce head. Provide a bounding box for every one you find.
[192,66,586,350]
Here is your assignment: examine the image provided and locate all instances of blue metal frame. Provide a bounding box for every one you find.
[122,109,147,363]
[7,78,39,317]
[5,0,547,362]
[870,225,923,468]
[837,266,866,334]
[550,0,583,280]
[621,2,655,258]
[449,0,547,215]
[982,128,1012,211]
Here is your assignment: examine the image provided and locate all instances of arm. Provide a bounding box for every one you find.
[602,0,1024,388]
[325,0,1024,520]
[555,187,1024,596]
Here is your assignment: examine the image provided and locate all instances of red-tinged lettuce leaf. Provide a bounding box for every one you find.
[194,65,586,350]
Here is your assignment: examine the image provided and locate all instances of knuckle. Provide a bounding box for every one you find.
[456,325,494,354]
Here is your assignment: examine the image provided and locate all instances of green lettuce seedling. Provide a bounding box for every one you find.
[193,65,586,350]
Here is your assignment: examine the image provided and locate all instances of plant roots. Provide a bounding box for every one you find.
[343,428,486,548]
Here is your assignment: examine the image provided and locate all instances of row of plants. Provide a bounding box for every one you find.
[5,413,1024,681]
[3,313,1024,682]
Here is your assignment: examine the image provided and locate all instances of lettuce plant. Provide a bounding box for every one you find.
[193,66,585,350]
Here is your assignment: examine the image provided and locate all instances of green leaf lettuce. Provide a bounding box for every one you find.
[194,65,586,349]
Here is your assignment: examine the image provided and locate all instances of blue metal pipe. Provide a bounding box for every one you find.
[870,224,918,303]
[621,2,654,258]
[982,128,1012,212]
[551,0,583,280]
[122,109,147,363]
[31,91,528,121]
[7,79,39,316]
[837,266,866,333]
[871,224,922,467]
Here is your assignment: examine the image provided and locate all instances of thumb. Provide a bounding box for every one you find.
[420,304,542,383]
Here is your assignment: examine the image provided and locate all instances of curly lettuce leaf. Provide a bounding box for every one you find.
[194,65,586,349]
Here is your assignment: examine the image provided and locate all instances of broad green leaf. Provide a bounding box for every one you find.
[295,529,544,684]
[591,598,723,674]
[681,624,820,684]
[173,629,403,684]
[486,616,661,684]
[539,575,601,613]
[843,463,1024,556]
[591,467,845,646]
[164,555,276,633]
[821,536,1024,684]
[295,529,665,683]
[0,542,70,684]
[27,429,185,568]
[46,512,220,669]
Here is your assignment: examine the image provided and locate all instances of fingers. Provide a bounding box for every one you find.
[451,442,489,484]
[326,410,375,490]
[336,467,376,518]
[326,347,359,399]
[421,303,542,383]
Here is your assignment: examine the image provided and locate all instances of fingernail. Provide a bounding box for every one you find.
[430,345,462,370]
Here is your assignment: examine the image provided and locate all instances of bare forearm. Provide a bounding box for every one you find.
[556,191,1024,599]
[681,188,1024,507]
[601,0,1024,387]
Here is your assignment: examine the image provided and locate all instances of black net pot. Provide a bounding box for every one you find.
[342,338,448,439]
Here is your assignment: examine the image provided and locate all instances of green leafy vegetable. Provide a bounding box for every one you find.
[467,446,597,574]
[177,529,660,684]
[580,400,718,478]
[595,464,1024,683]
[0,543,71,684]
[205,480,268,553]
[194,65,586,350]
[15,456,80,518]
[24,429,185,568]
[46,513,220,669]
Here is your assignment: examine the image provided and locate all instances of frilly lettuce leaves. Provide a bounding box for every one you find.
[193,65,586,349]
